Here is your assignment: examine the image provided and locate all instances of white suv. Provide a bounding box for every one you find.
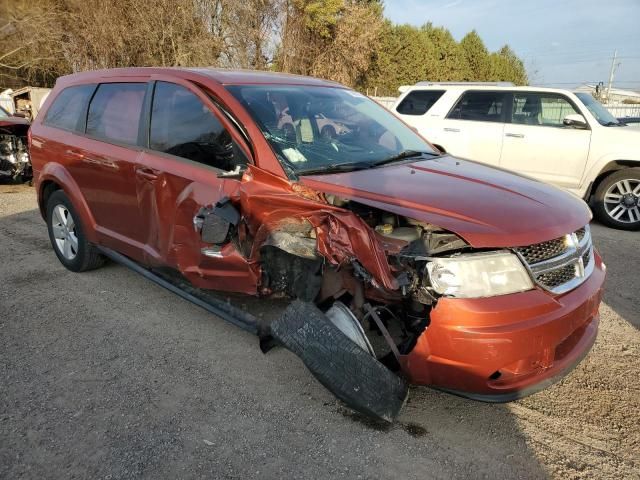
[393,82,640,230]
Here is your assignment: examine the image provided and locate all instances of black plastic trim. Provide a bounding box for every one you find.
[96,246,258,335]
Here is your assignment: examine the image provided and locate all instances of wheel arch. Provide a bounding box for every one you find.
[37,163,99,243]
[585,160,640,202]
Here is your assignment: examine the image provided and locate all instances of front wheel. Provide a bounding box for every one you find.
[593,168,640,230]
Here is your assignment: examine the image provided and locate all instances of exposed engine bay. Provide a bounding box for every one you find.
[0,125,31,181]
[253,192,472,366]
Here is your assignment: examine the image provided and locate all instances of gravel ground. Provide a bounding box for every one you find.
[1,184,638,479]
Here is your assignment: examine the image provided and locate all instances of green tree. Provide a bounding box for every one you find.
[422,23,470,81]
[459,30,491,80]
[488,45,528,84]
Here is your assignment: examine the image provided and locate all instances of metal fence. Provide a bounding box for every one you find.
[606,105,640,119]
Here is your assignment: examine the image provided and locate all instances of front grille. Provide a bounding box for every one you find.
[515,225,594,294]
[537,264,577,289]
[515,237,567,264]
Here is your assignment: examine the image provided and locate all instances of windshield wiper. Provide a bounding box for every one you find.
[297,161,374,175]
[369,150,437,168]
[604,121,623,126]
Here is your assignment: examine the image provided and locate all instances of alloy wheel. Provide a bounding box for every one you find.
[603,178,640,224]
[51,204,79,260]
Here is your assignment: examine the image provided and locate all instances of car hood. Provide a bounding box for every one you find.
[300,155,591,248]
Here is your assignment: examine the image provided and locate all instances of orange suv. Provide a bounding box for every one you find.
[29,68,605,421]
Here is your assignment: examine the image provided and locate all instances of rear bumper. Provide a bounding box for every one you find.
[400,251,605,400]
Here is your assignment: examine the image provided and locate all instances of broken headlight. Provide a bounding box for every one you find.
[426,251,534,298]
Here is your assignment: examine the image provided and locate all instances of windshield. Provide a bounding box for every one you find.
[575,92,623,126]
[226,85,438,175]
[0,106,8,118]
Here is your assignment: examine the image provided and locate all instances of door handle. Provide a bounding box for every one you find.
[136,167,159,180]
[65,149,84,159]
[505,133,525,138]
[444,127,460,133]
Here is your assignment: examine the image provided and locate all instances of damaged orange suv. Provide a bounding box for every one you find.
[30,68,605,421]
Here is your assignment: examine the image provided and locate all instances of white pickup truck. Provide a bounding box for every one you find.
[393,82,640,230]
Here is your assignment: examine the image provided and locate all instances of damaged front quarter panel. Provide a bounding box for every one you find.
[239,165,403,295]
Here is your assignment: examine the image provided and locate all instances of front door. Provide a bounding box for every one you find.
[500,92,591,189]
[135,79,256,294]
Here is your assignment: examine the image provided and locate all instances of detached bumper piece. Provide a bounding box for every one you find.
[270,300,408,422]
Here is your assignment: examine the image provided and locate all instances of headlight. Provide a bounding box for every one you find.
[426,251,534,298]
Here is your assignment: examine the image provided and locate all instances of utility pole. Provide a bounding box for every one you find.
[606,50,619,104]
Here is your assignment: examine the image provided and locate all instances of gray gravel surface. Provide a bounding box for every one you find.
[1,184,639,479]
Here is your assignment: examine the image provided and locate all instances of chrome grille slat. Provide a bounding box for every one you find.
[515,225,594,294]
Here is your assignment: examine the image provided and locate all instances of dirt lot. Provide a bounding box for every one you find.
[1,183,638,479]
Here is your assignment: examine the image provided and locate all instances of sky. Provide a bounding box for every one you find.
[383,0,640,91]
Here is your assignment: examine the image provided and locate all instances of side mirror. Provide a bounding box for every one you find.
[563,114,588,129]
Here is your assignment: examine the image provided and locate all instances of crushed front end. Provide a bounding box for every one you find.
[248,175,605,401]
[0,122,31,182]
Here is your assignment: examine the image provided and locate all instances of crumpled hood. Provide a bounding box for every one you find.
[300,155,591,248]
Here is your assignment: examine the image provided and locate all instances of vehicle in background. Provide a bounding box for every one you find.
[393,82,640,230]
[11,86,52,121]
[29,68,605,421]
[0,105,31,182]
[619,116,640,130]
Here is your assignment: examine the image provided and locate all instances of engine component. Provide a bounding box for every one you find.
[0,133,30,180]
[375,222,422,243]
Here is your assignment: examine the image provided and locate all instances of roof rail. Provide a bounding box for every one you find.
[414,81,515,87]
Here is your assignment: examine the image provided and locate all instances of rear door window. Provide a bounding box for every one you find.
[512,93,581,127]
[86,83,147,145]
[44,85,96,132]
[396,90,445,115]
[149,81,248,171]
[447,91,507,123]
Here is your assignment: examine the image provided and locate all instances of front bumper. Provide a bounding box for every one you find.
[400,251,605,401]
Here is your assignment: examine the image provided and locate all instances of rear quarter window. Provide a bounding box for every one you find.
[396,90,445,116]
[43,84,96,132]
[86,83,147,145]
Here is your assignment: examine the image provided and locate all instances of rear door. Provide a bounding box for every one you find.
[68,80,149,259]
[135,79,256,293]
[439,90,507,165]
[500,92,591,189]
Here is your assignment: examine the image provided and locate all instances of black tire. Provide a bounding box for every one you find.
[270,300,408,422]
[593,168,640,231]
[46,190,105,272]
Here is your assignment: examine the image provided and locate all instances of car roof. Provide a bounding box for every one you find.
[55,67,344,88]
[401,84,580,95]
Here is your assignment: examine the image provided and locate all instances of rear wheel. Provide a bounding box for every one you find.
[594,168,640,230]
[46,190,105,271]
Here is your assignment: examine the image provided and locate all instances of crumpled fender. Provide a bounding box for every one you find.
[239,165,400,292]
